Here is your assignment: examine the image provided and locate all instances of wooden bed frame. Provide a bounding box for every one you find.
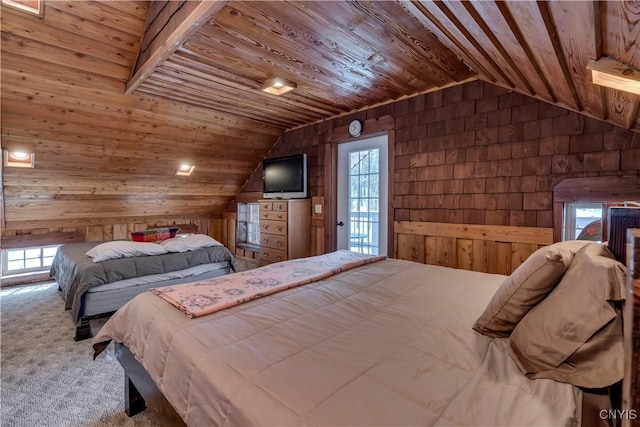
[115,343,186,427]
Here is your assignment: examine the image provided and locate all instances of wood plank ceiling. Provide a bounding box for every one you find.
[1,0,639,231]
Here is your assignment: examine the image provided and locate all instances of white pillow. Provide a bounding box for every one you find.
[160,234,223,252]
[86,241,168,262]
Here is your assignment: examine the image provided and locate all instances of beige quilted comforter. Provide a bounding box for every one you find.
[93,257,581,426]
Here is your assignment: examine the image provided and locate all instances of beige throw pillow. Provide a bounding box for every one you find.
[508,243,626,388]
[473,240,589,337]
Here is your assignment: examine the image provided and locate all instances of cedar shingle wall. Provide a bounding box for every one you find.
[240,80,640,227]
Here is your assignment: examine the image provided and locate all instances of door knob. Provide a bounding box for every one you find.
[337,221,344,227]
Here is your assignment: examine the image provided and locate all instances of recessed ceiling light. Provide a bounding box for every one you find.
[3,150,35,168]
[175,164,195,176]
[10,152,29,160]
[261,77,297,95]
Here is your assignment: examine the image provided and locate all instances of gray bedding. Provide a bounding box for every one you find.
[50,241,235,321]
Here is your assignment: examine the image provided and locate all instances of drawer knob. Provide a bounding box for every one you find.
[276,226,283,232]
[277,241,282,246]
[263,238,269,244]
[263,252,268,257]
[276,256,282,261]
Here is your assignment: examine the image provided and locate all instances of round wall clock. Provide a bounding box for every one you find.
[348,119,362,137]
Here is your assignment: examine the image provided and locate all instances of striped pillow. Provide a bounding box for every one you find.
[131,227,180,242]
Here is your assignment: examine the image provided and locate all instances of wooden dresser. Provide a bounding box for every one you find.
[258,199,311,266]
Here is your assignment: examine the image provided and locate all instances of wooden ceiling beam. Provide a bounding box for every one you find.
[432,1,516,88]
[405,0,498,84]
[126,0,228,94]
[587,57,640,97]
[494,1,557,103]
[546,1,605,120]
[459,1,536,96]
[536,0,583,112]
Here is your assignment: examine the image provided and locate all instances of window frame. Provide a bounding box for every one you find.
[562,202,605,242]
[1,245,59,276]
[236,202,260,250]
[246,203,261,246]
[553,176,640,243]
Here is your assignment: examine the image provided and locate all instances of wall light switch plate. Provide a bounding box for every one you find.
[314,204,322,214]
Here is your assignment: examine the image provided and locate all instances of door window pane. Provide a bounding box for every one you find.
[349,148,380,255]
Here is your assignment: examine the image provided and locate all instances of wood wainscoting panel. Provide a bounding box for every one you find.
[394,221,553,275]
[1,231,83,249]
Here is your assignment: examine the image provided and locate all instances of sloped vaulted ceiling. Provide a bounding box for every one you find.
[130,0,640,131]
[1,0,639,230]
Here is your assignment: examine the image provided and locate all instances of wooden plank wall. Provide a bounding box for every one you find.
[1,217,212,245]
[394,221,554,275]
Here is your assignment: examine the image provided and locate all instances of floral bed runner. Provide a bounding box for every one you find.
[150,250,386,318]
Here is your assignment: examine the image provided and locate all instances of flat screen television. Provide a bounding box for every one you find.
[262,153,308,199]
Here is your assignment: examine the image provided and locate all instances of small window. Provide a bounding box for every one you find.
[247,203,260,245]
[554,177,640,244]
[237,202,260,248]
[1,245,60,276]
[563,202,603,242]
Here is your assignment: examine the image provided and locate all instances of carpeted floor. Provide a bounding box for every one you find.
[1,282,161,426]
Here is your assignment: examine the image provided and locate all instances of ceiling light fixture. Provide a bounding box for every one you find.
[587,56,640,96]
[3,150,35,168]
[261,77,297,95]
[175,164,195,176]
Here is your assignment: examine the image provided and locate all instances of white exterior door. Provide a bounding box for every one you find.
[336,135,388,255]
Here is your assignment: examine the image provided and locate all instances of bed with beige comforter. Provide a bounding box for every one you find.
[93,249,599,426]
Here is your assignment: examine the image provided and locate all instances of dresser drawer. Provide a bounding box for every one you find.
[260,248,287,264]
[261,210,287,221]
[260,233,287,250]
[272,201,288,212]
[260,220,286,235]
[259,201,273,211]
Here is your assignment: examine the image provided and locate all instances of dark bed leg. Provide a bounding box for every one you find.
[74,317,93,341]
[115,343,186,426]
[125,374,147,417]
